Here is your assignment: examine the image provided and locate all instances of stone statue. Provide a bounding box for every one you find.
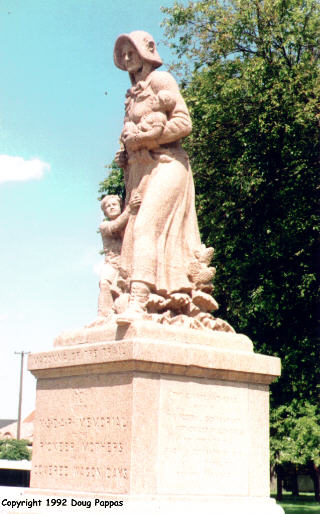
[97,195,123,322]
[89,193,141,327]
[96,31,233,332]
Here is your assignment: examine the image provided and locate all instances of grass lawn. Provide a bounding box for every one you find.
[272,493,320,514]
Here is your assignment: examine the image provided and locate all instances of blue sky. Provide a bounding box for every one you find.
[0,0,179,420]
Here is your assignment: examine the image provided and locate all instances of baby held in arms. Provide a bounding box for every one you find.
[121,90,176,151]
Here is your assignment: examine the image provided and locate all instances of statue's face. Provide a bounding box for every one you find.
[104,198,121,220]
[121,41,143,73]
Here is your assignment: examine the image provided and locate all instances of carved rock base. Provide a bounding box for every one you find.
[26,322,283,513]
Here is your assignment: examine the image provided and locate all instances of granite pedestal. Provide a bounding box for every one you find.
[25,321,284,513]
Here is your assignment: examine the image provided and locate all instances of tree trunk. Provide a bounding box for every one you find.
[292,466,299,496]
[312,462,320,502]
[276,465,283,502]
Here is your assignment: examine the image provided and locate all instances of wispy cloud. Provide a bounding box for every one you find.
[0,155,50,184]
[0,313,9,322]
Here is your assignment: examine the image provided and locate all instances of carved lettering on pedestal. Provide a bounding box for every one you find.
[31,374,132,493]
[33,464,129,481]
[39,440,124,454]
[158,377,249,495]
[29,344,128,369]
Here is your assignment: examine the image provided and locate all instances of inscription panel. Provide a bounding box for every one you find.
[28,343,129,370]
[158,376,249,495]
[31,373,132,493]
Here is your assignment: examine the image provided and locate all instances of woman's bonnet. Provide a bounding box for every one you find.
[114,31,162,71]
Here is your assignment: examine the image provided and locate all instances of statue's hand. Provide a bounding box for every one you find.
[129,192,142,213]
[121,121,138,140]
[123,133,141,151]
[114,149,127,167]
[124,131,159,152]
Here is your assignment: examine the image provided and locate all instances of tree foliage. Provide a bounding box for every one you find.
[161,0,320,406]
[270,400,320,500]
[98,161,125,201]
[0,439,32,461]
[162,0,320,74]
[271,401,320,468]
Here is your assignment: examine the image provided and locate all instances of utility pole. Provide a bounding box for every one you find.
[14,351,30,440]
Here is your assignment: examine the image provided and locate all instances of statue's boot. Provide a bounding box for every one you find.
[116,281,149,326]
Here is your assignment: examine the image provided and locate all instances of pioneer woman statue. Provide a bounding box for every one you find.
[113,31,233,332]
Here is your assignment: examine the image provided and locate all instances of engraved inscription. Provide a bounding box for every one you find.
[39,440,124,454]
[79,415,127,429]
[158,377,249,495]
[39,417,73,429]
[31,373,132,493]
[33,464,129,481]
[29,343,128,369]
[38,415,128,431]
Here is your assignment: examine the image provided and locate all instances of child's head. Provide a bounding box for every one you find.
[101,195,122,220]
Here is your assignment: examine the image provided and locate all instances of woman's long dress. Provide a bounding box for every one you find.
[120,70,201,296]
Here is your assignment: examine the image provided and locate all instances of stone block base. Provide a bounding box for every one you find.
[26,322,283,511]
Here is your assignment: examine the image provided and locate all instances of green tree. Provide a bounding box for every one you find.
[98,161,125,201]
[0,439,31,461]
[270,401,320,500]
[161,0,320,406]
